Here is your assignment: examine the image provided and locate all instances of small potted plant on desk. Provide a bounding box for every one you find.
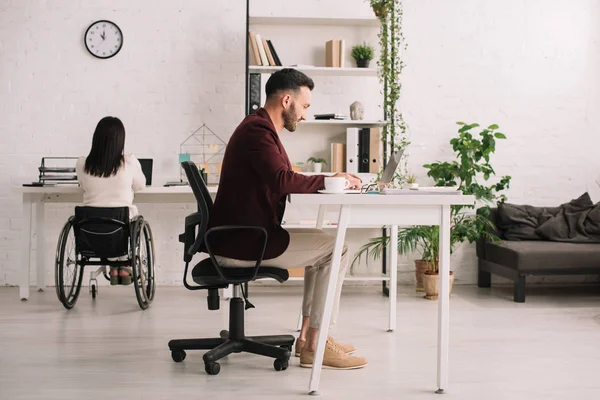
[351,43,374,68]
[307,157,327,173]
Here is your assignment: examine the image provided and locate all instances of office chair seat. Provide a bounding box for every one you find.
[192,258,289,286]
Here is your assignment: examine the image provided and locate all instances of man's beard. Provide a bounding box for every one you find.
[283,106,299,132]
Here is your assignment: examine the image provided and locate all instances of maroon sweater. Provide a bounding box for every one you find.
[208,108,325,260]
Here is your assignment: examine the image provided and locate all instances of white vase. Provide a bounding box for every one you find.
[313,163,322,173]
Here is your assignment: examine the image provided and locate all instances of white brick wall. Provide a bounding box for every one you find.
[1,0,600,287]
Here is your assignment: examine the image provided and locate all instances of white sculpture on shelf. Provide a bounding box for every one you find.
[350,101,364,120]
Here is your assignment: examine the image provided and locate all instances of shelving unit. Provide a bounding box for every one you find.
[248,65,378,77]
[244,2,389,290]
[299,119,387,128]
[249,16,379,27]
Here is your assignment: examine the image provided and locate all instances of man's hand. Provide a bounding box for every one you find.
[333,172,362,190]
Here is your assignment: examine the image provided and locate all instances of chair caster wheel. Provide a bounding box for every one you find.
[205,362,220,375]
[91,285,97,299]
[171,350,186,363]
[274,358,288,371]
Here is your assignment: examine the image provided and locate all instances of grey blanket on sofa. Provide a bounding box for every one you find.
[497,193,600,243]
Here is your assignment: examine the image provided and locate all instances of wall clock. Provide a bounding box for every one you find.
[84,20,123,59]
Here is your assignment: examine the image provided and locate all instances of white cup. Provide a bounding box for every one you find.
[324,177,350,192]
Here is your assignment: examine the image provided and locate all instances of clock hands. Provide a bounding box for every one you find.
[100,30,106,41]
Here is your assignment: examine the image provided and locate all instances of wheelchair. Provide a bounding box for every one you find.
[55,206,156,310]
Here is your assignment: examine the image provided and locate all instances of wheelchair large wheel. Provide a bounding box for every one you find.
[55,217,83,309]
[131,218,156,310]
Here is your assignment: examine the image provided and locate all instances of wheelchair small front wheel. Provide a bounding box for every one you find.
[131,219,156,310]
[55,217,83,309]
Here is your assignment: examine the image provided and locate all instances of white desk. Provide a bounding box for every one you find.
[15,186,207,301]
[288,193,475,395]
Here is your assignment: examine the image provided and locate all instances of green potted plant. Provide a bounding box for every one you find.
[351,43,375,68]
[353,122,512,298]
[405,173,418,189]
[307,157,327,173]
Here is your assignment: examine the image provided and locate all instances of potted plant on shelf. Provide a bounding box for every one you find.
[307,157,327,173]
[353,122,512,298]
[351,43,375,68]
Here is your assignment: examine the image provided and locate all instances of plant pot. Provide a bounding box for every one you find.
[414,260,431,292]
[313,163,322,173]
[356,59,370,68]
[422,271,454,300]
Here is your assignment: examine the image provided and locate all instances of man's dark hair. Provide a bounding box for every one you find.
[84,116,126,178]
[265,68,315,99]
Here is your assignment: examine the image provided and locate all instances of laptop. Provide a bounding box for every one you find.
[379,149,404,185]
[138,158,153,186]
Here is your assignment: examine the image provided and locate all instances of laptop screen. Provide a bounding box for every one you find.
[380,150,404,184]
[138,158,153,186]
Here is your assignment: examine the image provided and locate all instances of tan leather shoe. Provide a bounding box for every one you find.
[328,336,356,355]
[295,337,356,357]
[295,339,306,357]
[299,340,367,370]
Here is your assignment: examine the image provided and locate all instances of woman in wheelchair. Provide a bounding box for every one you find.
[76,116,147,285]
[55,116,155,310]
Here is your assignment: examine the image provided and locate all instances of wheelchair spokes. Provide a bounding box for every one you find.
[132,219,156,310]
[55,218,83,309]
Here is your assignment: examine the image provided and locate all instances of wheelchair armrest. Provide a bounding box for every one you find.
[204,226,268,284]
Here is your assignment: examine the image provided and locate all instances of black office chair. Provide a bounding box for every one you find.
[168,161,294,375]
[55,207,156,310]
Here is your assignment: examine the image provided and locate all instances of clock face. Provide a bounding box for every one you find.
[84,20,123,59]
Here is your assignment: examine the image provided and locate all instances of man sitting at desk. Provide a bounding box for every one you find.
[209,69,368,370]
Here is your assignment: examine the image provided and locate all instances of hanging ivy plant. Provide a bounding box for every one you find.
[369,0,409,184]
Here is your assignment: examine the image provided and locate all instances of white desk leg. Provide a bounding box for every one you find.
[20,194,33,301]
[35,200,46,292]
[315,205,325,229]
[436,205,451,394]
[308,205,350,396]
[388,225,398,332]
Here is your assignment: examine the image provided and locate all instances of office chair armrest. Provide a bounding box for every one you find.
[204,226,268,284]
[179,213,207,263]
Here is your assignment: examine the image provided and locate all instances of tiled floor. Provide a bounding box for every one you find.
[1,284,600,399]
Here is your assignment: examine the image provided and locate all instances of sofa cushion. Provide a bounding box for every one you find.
[485,241,600,272]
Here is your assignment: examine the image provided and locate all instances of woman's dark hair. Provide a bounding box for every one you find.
[84,116,126,177]
[265,68,315,99]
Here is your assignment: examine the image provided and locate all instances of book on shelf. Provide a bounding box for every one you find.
[262,37,276,66]
[248,32,262,66]
[325,39,345,67]
[248,32,282,67]
[267,40,282,66]
[254,33,270,66]
[330,143,346,173]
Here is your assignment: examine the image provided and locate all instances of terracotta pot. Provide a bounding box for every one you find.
[414,260,431,292]
[422,271,454,300]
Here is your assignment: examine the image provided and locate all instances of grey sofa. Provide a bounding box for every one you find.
[476,207,600,302]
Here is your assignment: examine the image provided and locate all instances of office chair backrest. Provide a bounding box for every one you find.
[181,161,213,212]
[180,161,211,254]
[74,206,130,258]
